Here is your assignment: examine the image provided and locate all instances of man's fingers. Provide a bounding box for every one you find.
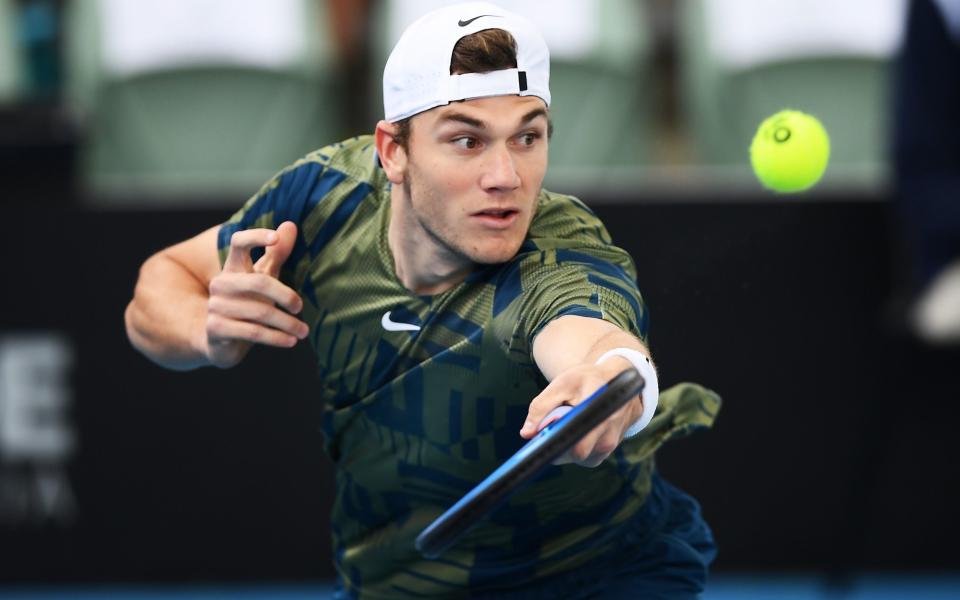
[207,313,300,348]
[521,383,574,438]
[205,224,304,363]
[553,428,602,466]
[537,405,572,431]
[255,221,298,278]
[208,296,309,340]
[522,364,639,466]
[552,425,619,467]
[520,372,605,438]
[223,228,280,273]
[209,272,304,315]
[593,427,622,461]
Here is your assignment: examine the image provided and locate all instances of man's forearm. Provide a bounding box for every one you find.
[584,328,650,365]
[533,316,650,382]
[125,253,212,371]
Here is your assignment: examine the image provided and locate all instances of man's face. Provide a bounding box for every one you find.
[399,94,549,266]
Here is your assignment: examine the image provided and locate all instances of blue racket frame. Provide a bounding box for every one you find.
[415,367,645,558]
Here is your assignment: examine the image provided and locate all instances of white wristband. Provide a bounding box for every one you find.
[595,347,659,437]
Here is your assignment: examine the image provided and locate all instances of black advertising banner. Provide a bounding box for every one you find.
[2,201,958,583]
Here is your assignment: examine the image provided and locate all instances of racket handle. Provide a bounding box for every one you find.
[537,405,572,431]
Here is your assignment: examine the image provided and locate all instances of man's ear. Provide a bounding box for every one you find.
[375,120,407,184]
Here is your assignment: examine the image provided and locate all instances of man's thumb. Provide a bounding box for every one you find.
[256,221,298,278]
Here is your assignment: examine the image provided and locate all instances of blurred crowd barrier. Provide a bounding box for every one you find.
[0,0,910,204]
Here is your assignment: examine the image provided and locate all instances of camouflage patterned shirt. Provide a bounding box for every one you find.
[218,136,718,598]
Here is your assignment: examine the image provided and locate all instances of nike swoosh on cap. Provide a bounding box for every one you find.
[458,14,501,27]
[381,311,421,332]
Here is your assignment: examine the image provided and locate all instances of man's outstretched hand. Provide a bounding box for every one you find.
[519,359,643,468]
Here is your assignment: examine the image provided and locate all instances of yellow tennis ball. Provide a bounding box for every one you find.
[749,110,830,193]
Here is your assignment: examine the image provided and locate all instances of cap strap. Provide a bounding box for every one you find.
[444,68,525,102]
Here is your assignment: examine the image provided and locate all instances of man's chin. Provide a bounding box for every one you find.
[469,243,527,265]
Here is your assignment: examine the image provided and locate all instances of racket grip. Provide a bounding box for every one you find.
[537,405,572,431]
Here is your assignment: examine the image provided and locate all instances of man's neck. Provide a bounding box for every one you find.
[388,194,472,296]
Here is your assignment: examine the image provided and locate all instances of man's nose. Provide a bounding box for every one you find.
[480,145,521,192]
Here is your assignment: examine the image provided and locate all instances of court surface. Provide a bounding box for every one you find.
[1,574,958,599]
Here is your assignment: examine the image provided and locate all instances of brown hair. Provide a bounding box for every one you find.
[392,29,519,150]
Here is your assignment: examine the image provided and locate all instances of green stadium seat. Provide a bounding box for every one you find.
[63,0,339,204]
[546,0,655,175]
[679,0,906,190]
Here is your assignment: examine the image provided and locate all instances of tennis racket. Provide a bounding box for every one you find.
[415,366,645,558]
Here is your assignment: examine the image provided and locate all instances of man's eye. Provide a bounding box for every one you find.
[453,137,479,149]
[518,132,542,146]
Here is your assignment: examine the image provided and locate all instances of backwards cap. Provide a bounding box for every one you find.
[382,2,551,122]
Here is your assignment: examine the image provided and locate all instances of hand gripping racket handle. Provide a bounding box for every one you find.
[415,366,645,558]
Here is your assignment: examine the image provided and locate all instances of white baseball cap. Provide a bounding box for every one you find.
[382,2,551,122]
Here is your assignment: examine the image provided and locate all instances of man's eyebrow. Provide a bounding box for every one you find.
[439,107,549,130]
[520,108,548,126]
[440,112,485,129]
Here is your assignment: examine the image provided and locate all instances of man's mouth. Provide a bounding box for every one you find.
[476,209,517,218]
[472,208,519,228]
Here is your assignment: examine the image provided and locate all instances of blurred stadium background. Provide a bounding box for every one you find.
[1,0,958,598]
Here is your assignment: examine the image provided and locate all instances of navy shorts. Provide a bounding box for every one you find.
[492,472,717,600]
[334,473,716,599]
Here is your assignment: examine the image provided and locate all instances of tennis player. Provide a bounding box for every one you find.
[125,3,720,597]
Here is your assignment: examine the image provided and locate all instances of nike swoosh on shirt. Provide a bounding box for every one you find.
[458,14,501,27]
[381,311,421,332]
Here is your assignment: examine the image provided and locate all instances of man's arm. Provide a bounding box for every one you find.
[124,221,308,370]
[523,315,654,467]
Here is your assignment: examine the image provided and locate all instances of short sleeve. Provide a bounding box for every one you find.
[509,193,649,353]
[216,158,330,272]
